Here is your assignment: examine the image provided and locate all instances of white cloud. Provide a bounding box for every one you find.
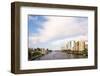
[49,34,87,50]
[29,16,88,49]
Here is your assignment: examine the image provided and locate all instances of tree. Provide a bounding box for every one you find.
[83,48,88,56]
[28,48,33,60]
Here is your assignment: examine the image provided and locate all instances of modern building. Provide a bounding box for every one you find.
[67,41,71,50]
[85,44,88,50]
[78,41,85,51]
[65,40,86,51]
[71,41,76,51]
[41,48,48,55]
[75,41,79,51]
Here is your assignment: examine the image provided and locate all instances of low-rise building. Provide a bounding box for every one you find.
[41,48,47,55]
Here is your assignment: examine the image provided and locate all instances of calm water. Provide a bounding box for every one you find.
[35,50,87,60]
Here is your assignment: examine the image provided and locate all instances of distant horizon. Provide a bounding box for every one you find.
[28,40,88,50]
[28,15,88,50]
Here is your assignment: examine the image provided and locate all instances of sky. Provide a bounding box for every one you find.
[28,15,88,50]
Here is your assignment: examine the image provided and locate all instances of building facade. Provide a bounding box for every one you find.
[65,40,86,51]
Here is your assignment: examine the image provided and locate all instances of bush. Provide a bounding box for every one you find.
[32,51,41,57]
[28,48,34,60]
[83,48,88,56]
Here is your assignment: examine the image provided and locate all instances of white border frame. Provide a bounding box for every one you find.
[20,7,95,70]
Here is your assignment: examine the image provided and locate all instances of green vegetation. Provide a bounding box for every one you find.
[35,48,41,51]
[28,48,33,60]
[28,48,51,60]
[28,48,42,60]
[32,51,42,57]
[82,48,88,57]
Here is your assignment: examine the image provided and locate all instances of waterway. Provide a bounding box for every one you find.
[35,50,87,60]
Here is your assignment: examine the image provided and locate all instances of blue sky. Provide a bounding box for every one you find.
[28,15,48,36]
[28,15,88,50]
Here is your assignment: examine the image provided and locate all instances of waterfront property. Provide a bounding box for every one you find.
[28,40,88,61]
[28,48,52,60]
[62,40,88,56]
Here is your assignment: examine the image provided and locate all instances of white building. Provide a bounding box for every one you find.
[78,41,85,51]
[41,48,47,54]
[65,40,85,51]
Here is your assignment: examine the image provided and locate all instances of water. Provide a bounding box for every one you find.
[35,50,87,60]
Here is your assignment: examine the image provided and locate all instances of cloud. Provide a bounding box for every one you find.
[29,16,88,49]
[39,16,87,42]
[48,34,88,50]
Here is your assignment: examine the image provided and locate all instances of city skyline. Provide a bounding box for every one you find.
[28,15,88,50]
[62,40,87,51]
[29,40,88,51]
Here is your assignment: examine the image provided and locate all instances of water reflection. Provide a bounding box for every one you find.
[35,50,87,60]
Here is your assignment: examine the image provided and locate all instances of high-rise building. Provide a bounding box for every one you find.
[64,40,86,52]
[71,41,76,51]
[85,44,88,50]
[75,41,79,51]
[67,41,71,50]
[79,41,85,51]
